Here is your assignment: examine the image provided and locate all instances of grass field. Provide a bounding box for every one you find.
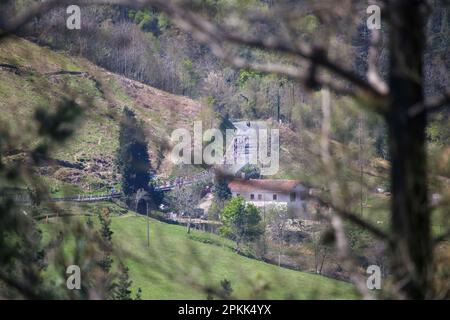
[39,209,358,300]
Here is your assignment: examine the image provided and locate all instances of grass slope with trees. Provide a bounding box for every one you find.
[0,36,208,194]
[39,205,357,300]
[0,34,358,300]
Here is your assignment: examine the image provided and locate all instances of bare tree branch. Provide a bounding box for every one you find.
[319,88,375,299]
[409,90,450,117]
[330,214,375,299]
[0,0,74,38]
[313,195,390,241]
[0,270,42,299]
[367,28,389,95]
[148,0,388,100]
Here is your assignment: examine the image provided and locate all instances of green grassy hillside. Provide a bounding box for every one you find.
[0,36,208,192]
[39,208,358,300]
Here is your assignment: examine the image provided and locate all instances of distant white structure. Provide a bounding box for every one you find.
[223,120,273,174]
[228,179,311,219]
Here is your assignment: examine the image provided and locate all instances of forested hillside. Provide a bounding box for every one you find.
[11,1,449,148]
[7,1,450,184]
[0,36,209,192]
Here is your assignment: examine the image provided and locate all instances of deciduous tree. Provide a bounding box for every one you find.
[220,196,262,252]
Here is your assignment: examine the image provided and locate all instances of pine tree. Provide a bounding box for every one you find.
[98,208,113,273]
[135,288,142,300]
[98,208,113,242]
[114,265,133,300]
[117,107,152,202]
[236,164,261,180]
[213,177,231,201]
[220,279,233,298]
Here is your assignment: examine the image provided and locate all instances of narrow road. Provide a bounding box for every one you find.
[2,170,214,204]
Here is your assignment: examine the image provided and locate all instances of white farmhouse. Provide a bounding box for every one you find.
[228,179,311,219]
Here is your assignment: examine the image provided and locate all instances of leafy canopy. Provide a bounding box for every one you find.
[220,196,262,244]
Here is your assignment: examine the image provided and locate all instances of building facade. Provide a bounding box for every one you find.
[228,179,311,219]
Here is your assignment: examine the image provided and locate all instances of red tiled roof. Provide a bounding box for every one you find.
[228,179,301,193]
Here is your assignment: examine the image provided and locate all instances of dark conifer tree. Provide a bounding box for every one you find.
[213,177,232,201]
[98,209,114,273]
[117,107,152,204]
[114,265,133,300]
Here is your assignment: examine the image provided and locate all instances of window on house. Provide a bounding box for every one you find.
[250,194,255,200]
[258,194,262,200]
[236,193,240,197]
[273,194,277,200]
[290,192,296,202]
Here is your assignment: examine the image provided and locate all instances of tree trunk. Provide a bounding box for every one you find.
[319,251,327,275]
[236,239,241,253]
[387,0,432,299]
[187,215,192,234]
[278,245,281,267]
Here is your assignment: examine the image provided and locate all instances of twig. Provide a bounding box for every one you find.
[319,88,375,299]
[149,0,387,100]
[367,28,389,95]
[330,214,375,300]
[0,271,41,299]
[409,91,450,117]
[313,194,390,241]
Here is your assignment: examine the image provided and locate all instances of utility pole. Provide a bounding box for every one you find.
[263,194,267,255]
[277,90,280,122]
[277,81,284,123]
[359,114,364,216]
